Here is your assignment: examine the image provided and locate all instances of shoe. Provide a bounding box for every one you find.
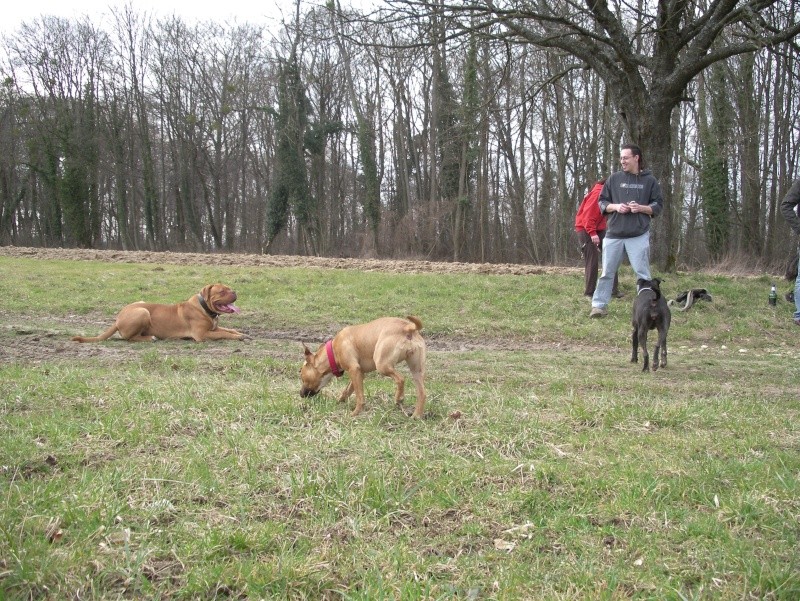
[612,291,625,299]
[589,307,608,318]
[794,318,800,326]
[786,292,795,303]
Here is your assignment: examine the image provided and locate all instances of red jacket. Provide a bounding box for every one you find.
[574,182,607,237]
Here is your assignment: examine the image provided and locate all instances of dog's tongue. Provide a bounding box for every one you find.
[220,303,240,314]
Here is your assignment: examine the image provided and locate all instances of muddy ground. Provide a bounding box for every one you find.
[0,245,580,276]
[1,246,585,364]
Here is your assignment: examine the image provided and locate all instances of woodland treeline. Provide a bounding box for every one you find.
[0,0,798,268]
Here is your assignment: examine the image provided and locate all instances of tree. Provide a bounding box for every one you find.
[267,53,317,253]
[452,34,479,262]
[0,77,27,244]
[152,17,206,250]
[698,64,731,260]
[115,8,161,250]
[6,17,109,247]
[330,1,381,253]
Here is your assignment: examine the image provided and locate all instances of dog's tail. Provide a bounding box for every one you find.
[71,324,119,343]
[405,315,423,333]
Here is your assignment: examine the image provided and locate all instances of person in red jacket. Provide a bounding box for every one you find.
[575,179,621,297]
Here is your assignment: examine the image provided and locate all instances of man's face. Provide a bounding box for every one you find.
[620,150,639,174]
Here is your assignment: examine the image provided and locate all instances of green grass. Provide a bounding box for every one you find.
[1,255,799,600]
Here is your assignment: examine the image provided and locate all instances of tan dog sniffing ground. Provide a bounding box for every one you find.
[71,284,246,343]
[300,316,427,418]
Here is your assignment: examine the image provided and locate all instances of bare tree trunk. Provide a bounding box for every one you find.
[736,55,762,258]
[331,1,380,254]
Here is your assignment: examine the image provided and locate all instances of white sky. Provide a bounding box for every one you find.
[1,0,298,34]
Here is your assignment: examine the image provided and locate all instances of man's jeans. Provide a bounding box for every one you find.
[592,231,651,309]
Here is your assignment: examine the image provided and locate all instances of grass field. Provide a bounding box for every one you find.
[1,252,799,600]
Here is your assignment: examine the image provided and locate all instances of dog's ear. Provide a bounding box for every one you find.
[302,343,313,358]
[200,284,213,299]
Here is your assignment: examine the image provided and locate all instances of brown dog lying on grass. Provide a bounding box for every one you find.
[71,284,245,343]
[300,316,427,418]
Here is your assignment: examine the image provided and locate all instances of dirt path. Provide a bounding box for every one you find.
[1,315,587,365]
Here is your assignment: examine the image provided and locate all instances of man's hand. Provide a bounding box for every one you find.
[628,201,653,215]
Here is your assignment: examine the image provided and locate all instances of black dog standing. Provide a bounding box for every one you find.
[631,278,671,372]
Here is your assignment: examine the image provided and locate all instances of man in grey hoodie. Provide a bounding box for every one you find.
[590,144,664,318]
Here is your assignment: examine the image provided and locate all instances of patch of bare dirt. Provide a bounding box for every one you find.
[0,319,588,366]
[0,245,581,276]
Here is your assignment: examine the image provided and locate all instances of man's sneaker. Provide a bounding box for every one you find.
[793,318,800,326]
[589,307,608,318]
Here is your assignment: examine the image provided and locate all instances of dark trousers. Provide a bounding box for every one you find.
[578,229,619,296]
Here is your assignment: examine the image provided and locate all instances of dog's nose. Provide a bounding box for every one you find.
[300,387,318,398]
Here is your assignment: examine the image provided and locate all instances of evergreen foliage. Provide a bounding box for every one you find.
[699,144,729,259]
[453,36,479,261]
[357,118,381,248]
[435,55,461,203]
[699,65,731,260]
[268,56,317,253]
[304,121,344,156]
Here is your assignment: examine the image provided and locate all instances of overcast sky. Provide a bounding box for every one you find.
[1,0,298,35]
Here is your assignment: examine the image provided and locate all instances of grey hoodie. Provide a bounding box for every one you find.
[598,169,663,239]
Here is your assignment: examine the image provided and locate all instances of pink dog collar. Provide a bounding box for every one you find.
[325,340,344,377]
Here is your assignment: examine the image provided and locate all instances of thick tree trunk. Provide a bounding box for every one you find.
[738,55,762,256]
[639,101,678,272]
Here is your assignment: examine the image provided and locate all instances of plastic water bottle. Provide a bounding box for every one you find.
[769,283,777,306]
